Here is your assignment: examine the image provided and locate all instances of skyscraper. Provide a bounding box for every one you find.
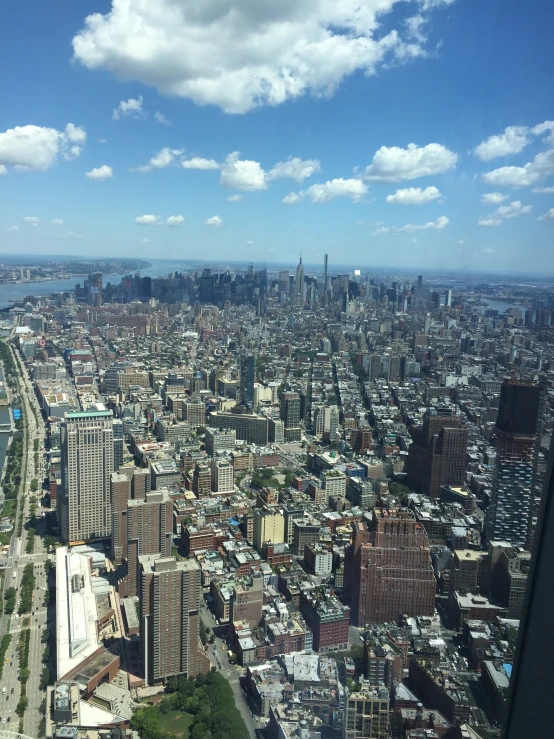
[406,408,468,499]
[295,255,305,304]
[240,354,255,409]
[281,390,301,441]
[486,378,541,547]
[139,554,209,685]
[59,410,114,543]
[351,509,436,626]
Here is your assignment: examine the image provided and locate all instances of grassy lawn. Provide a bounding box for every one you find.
[157,710,195,739]
[1,499,16,518]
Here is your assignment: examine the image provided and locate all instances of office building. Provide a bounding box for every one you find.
[294,256,305,304]
[352,510,436,626]
[321,469,347,501]
[208,409,269,445]
[406,408,468,499]
[138,554,208,685]
[192,461,211,498]
[229,573,263,629]
[313,405,340,442]
[59,410,114,544]
[300,592,350,652]
[182,398,205,429]
[199,269,215,303]
[204,427,236,456]
[280,391,301,442]
[253,508,285,553]
[486,378,541,547]
[502,436,554,739]
[240,355,255,410]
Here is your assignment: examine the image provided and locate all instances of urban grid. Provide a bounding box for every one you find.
[0,257,552,739]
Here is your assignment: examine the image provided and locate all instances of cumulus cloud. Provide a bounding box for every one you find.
[181,157,220,170]
[22,216,40,227]
[0,165,6,175]
[478,218,502,227]
[220,152,267,190]
[267,157,321,183]
[135,215,161,225]
[533,185,554,193]
[481,192,508,205]
[532,120,554,146]
[0,123,86,172]
[113,96,145,120]
[86,164,113,180]
[283,192,303,205]
[51,218,64,225]
[72,0,451,115]
[284,178,367,204]
[386,185,441,204]
[538,208,554,222]
[494,200,532,219]
[204,215,223,227]
[474,126,530,161]
[397,215,449,232]
[154,111,170,125]
[133,147,184,173]
[371,226,391,236]
[362,143,457,182]
[481,132,554,188]
[166,215,185,226]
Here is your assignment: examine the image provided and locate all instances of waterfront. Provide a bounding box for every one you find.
[0,366,10,489]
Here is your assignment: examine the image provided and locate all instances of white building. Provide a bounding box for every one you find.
[211,457,235,494]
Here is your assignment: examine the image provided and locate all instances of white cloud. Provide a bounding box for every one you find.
[154,111,170,125]
[494,200,532,219]
[86,164,113,180]
[481,246,495,254]
[371,226,390,236]
[51,218,64,225]
[386,185,441,204]
[0,123,86,172]
[220,152,266,190]
[482,147,554,188]
[204,215,223,227]
[181,157,220,170]
[133,147,184,173]
[398,215,449,232]
[0,165,6,175]
[6,226,19,232]
[532,120,554,146]
[363,143,457,182]
[283,192,303,205]
[113,96,145,120]
[267,157,321,183]
[533,185,554,193]
[22,216,40,227]
[98,138,107,144]
[306,178,367,203]
[478,218,502,227]
[166,215,185,226]
[227,194,244,202]
[481,192,508,205]
[247,240,254,245]
[474,126,530,161]
[135,215,161,225]
[538,208,554,222]
[72,0,449,115]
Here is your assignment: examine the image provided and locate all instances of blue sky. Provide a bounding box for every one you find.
[1,0,553,273]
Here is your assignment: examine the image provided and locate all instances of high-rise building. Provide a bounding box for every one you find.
[192,461,212,498]
[208,409,269,445]
[486,379,541,547]
[501,436,554,739]
[280,391,301,442]
[278,270,289,295]
[113,418,124,470]
[199,268,215,303]
[117,490,173,598]
[351,509,436,626]
[240,354,255,409]
[59,410,114,544]
[138,554,208,685]
[86,272,103,306]
[406,408,467,499]
[253,508,285,553]
[294,256,305,304]
[211,457,234,494]
[313,405,340,442]
[344,683,390,739]
[204,427,236,456]
[229,573,263,629]
[182,397,205,429]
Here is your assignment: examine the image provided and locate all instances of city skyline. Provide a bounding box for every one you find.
[1,1,554,272]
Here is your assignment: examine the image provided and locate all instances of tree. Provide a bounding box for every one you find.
[15,696,28,716]
[39,666,50,690]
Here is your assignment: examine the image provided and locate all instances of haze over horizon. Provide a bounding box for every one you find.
[1,0,554,273]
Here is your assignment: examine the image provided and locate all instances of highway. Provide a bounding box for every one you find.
[0,340,49,738]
